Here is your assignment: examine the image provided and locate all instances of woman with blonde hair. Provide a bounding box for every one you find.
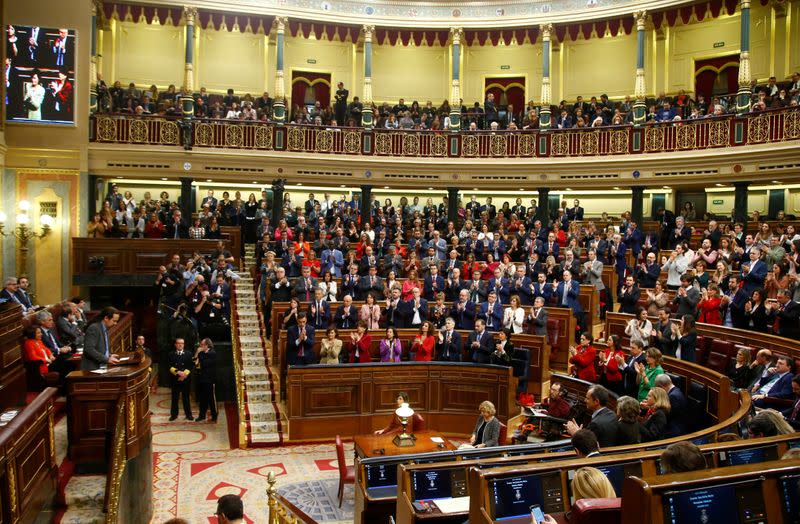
[468,401,501,448]
[640,386,671,442]
[540,467,617,523]
[503,295,525,334]
[759,409,795,435]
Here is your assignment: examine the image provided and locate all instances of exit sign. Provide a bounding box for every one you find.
[713,199,724,205]
[713,41,724,48]
[500,65,511,70]
[307,59,317,64]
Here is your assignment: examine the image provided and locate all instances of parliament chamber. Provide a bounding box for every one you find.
[1,0,800,522]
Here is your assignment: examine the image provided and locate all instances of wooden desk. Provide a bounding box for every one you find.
[354,430,456,459]
[0,303,26,410]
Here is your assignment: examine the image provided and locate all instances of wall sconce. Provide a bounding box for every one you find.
[0,200,55,274]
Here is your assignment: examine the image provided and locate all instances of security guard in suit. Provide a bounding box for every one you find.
[168,338,194,421]
[194,338,218,422]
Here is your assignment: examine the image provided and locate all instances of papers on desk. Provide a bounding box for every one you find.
[430,437,444,443]
[433,496,470,514]
[90,368,109,374]
[118,357,130,362]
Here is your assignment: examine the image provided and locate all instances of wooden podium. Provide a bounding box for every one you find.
[66,357,153,523]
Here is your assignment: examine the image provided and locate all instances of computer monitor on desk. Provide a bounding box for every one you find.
[779,474,800,524]
[410,468,468,501]
[567,461,642,498]
[718,445,779,467]
[661,479,766,524]
[489,471,564,519]
[364,460,403,499]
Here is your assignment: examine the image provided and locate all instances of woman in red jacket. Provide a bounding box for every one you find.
[568,332,597,382]
[22,326,54,376]
[412,321,435,362]
[347,320,373,363]
[599,334,625,395]
[697,284,723,325]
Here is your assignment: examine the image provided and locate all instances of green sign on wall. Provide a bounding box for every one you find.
[713,199,724,205]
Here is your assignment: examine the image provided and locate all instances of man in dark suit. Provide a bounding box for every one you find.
[722,274,748,329]
[281,245,303,278]
[307,288,331,330]
[531,273,553,303]
[767,289,800,340]
[555,271,584,332]
[566,199,584,221]
[635,252,661,289]
[165,210,189,239]
[293,266,318,302]
[478,291,504,332]
[80,307,121,371]
[526,297,548,336]
[617,276,641,314]
[358,266,384,301]
[784,376,800,430]
[200,190,218,212]
[484,93,498,127]
[616,340,647,397]
[0,277,28,312]
[35,310,72,376]
[652,309,677,357]
[168,337,194,421]
[385,287,404,328]
[656,374,690,437]
[741,249,767,296]
[445,268,468,303]
[436,318,462,362]
[751,356,795,408]
[467,319,494,363]
[15,276,35,310]
[466,270,488,304]
[270,267,292,302]
[450,289,476,330]
[402,287,428,329]
[334,295,358,330]
[487,268,510,305]
[334,82,348,124]
[657,207,677,249]
[667,216,692,250]
[423,265,445,301]
[194,338,218,422]
[673,275,700,318]
[287,316,315,366]
[509,266,533,305]
[566,385,619,448]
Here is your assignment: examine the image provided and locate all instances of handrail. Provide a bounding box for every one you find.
[267,472,318,524]
[104,398,127,524]
[230,281,248,449]
[89,105,800,157]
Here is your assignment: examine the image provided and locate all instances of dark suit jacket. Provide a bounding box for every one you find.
[286,325,315,366]
[773,301,800,340]
[586,407,619,448]
[14,290,33,309]
[639,408,668,442]
[436,330,463,362]
[468,330,494,363]
[665,386,690,437]
[401,299,428,328]
[622,353,647,397]
[306,301,331,330]
[754,372,795,406]
[450,301,476,330]
[618,286,641,314]
[167,350,194,383]
[528,308,548,336]
[334,305,358,329]
[80,322,110,371]
[478,301,504,331]
[164,219,189,239]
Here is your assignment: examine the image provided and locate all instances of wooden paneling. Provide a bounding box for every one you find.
[286,363,516,441]
[0,304,28,411]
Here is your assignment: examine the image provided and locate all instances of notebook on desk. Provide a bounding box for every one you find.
[433,496,470,514]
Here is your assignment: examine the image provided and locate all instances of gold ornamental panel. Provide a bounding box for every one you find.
[287,127,306,151]
[255,125,273,149]
[462,134,478,157]
[784,111,800,139]
[676,124,696,149]
[195,123,214,146]
[128,119,149,143]
[344,131,361,154]
[402,133,420,155]
[518,134,536,156]
[315,129,333,152]
[708,120,730,147]
[159,120,179,145]
[644,127,664,152]
[225,124,244,147]
[430,134,447,157]
[747,114,769,143]
[96,116,118,142]
[128,397,136,433]
[490,134,507,156]
[580,132,599,155]
[551,133,569,156]
[375,132,392,155]
[609,130,628,153]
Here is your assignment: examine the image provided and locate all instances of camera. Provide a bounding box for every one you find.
[88,256,105,272]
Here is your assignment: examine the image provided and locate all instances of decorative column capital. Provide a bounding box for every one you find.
[362,25,375,42]
[740,0,750,9]
[634,10,648,30]
[275,16,289,33]
[540,24,553,40]
[91,1,98,16]
[183,6,197,25]
[450,27,463,45]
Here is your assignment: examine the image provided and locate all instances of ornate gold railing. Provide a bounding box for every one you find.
[90,106,800,158]
[105,399,127,524]
[230,282,248,449]
[267,472,318,524]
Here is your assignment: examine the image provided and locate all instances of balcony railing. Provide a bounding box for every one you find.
[90,106,800,158]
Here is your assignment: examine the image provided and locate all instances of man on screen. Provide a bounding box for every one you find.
[51,28,72,68]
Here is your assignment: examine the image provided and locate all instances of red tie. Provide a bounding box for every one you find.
[298,330,305,357]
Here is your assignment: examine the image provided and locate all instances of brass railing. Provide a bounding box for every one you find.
[267,472,318,524]
[105,399,127,524]
[90,106,800,158]
[230,282,248,449]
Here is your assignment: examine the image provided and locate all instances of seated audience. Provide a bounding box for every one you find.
[566,385,619,448]
[659,441,707,473]
[639,386,670,442]
[615,396,642,445]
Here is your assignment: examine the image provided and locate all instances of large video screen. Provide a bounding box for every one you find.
[5,25,75,125]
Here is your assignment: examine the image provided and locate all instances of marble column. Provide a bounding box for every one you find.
[179,177,194,219]
[271,179,286,225]
[273,17,288,124]
[539,24,553,129]
[537,188,550,224]
[361,25,375,129]
[90,2,99,113]
[736,0,752,114]
[449,27,463,131]
[633,11,648,125]
[447,187,459,224]
[734,181,750,226]
[181,7,197,118]
[631,187,645,226]
[360,185,373,226]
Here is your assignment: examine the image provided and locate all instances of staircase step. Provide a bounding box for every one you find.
[246,390,274,403]
[245,380,273,391]
[248,420,280,433]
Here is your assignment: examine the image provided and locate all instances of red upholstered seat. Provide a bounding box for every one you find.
[335,435,355,507]
[546,319,559,349]
[694,334,708,365]
[706,351,730,374]
[498,422,507,446]
[710,339,736,359]
[570,498,622,524]
[411,413,426,432]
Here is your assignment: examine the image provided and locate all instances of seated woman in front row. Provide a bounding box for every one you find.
[373,392,424,435]
[468,401,501,448]
[540,467,617,524]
